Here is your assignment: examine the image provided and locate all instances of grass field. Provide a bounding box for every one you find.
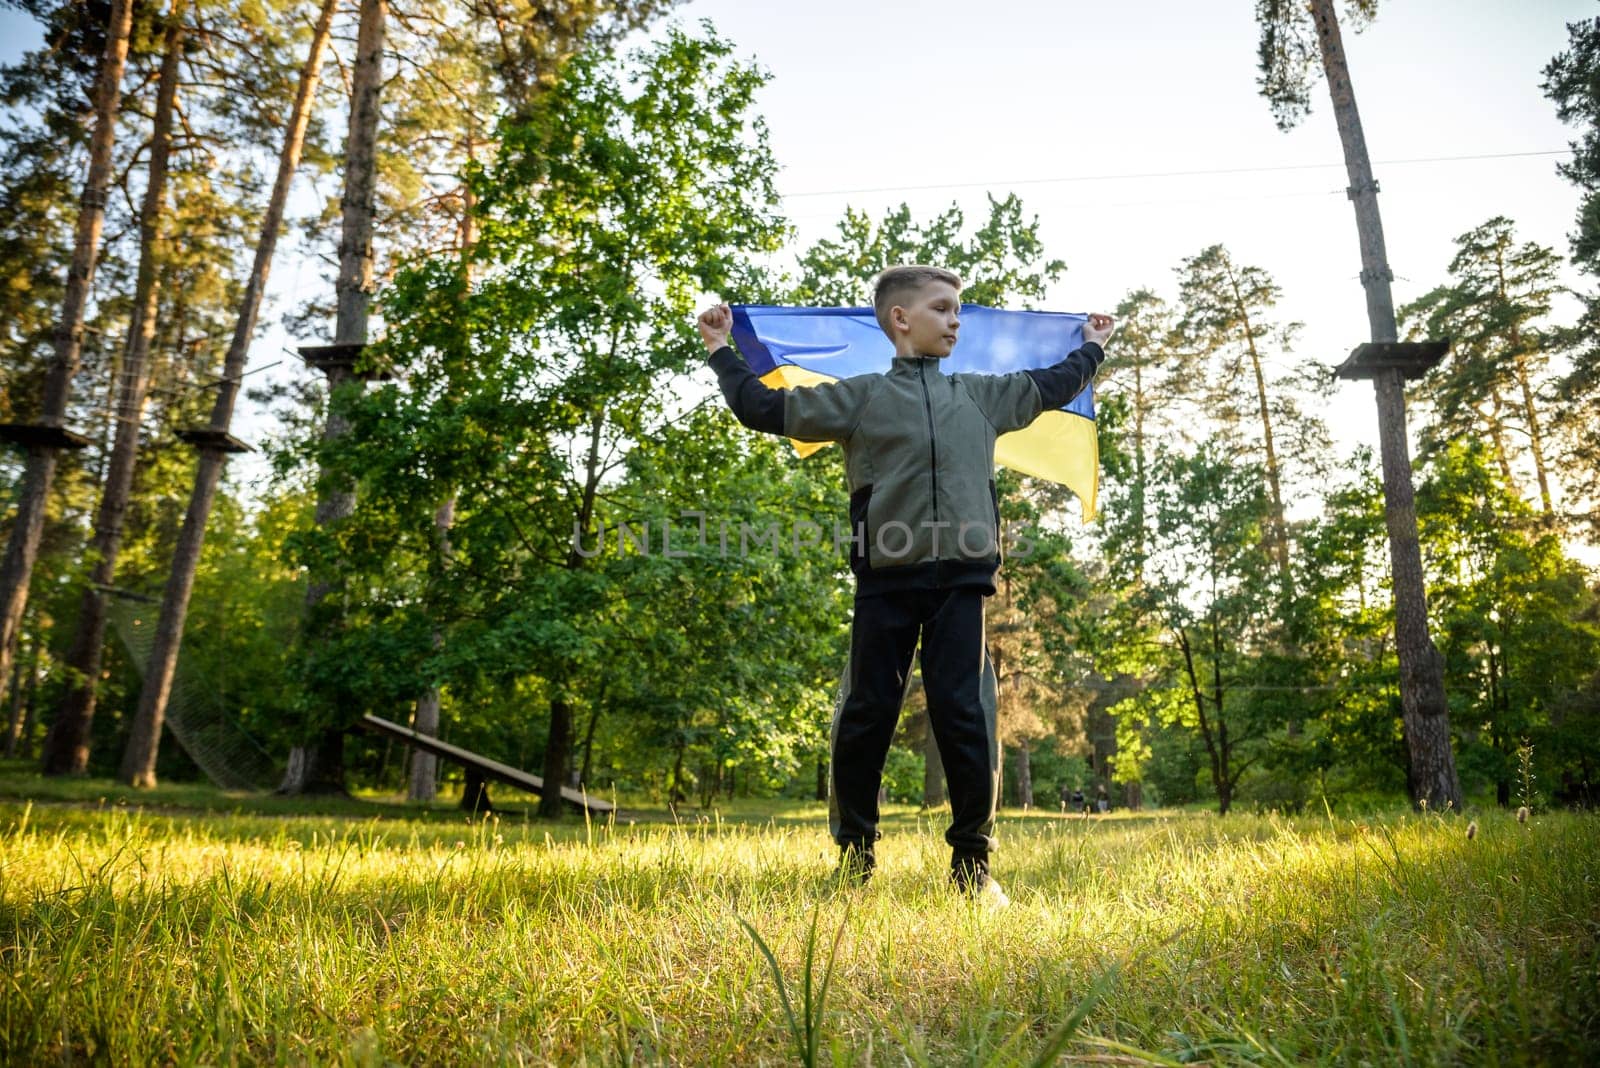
[1,769,1596,1065]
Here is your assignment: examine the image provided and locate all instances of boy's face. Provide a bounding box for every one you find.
[891,280,962,357]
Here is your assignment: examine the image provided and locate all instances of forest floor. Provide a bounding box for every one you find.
[1,763,1597,1065]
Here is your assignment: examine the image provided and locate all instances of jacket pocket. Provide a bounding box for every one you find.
[848,484,873,573]
[989,479,1003,562]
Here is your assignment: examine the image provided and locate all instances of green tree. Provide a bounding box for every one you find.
[1097,288,1183,578]
[1542,17,1600,538]
[1418,442,1600,806]
[1255,0,1461,811]
[1173,244,1330,587]
[120,0,341,789]
[43,0,189,776]
[1254,0,1378,132]
[1293,451,1411,798]
[287,0,676,800]
[308,24,787,814]
[988,485,1092,808]
[1401,217,1566,519]
[0,0,136,714]
[1077,287,1191,805]
[14,0,316,777]
[588,410,848,804]
[791,194,1065,309]
[1141,442,1285,815]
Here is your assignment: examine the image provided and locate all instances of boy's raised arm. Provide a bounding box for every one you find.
[1025,312,1114,411]
[964,313,1114,434]
[699,303,785,435]
[698,303,865,443]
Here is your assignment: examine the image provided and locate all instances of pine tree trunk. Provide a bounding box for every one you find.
[1485,389,1519,491]
[43,8,186,776]
[15,653,40,760]
[1015,736,1033,808]
[4,635,37,758]
[1495,244,1555,517]
[1505,334,1554,516]
[539,696,572,818]
[0,0,134,711]
[283,0,387,793]
[1311,0,1461,811]
[460,766,492,814]
[407,688,441,802]
[334,0,384,348]
[670,741,686,805]
[1228,267,1292,583]
[121,0,337,789]
[577,681,606,789]
[280,729,347,795]
[1512,364,1553,516]
[408,144,475,802]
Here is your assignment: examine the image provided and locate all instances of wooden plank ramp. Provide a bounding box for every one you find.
[358,714,615,814]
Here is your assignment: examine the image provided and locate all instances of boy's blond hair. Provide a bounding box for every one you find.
[872,265,962,338]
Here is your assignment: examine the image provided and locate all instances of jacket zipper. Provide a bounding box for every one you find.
[917,361,940,530]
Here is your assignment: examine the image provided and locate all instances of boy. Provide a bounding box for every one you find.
[697,266,1112,902]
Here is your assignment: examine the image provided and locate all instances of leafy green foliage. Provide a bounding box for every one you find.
[1418,443,1600,805]
[1544,17,1600,275]
[1400,217,1567,517]
[790,194,1065,308]
[1140,443,1287,813]
[292,24,821,800]
[1542,20,1600,535]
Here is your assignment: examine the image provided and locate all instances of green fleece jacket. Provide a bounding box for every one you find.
[708,342,1104,595]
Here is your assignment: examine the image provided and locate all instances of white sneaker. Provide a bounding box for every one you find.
[978,877,1011,908]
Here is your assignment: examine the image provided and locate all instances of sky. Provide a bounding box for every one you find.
[1,0,1593,521]
[660,0,1591,502]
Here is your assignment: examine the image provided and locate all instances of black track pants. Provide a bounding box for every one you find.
[828,586,1000,859]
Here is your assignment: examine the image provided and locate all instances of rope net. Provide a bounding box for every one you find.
[110,593,281,790]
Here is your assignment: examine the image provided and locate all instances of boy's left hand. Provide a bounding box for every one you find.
[1083,313,1114,347]
[698,303,733,354]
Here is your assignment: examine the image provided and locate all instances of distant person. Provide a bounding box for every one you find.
[1096,782,1109,814]
[697,267,1111,905]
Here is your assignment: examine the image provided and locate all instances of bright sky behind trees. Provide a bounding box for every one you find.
[665,0,1590,455]
[0,0,1589,507]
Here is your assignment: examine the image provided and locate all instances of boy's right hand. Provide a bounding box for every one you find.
[698,303,733,354]
[1083,313,1114,347]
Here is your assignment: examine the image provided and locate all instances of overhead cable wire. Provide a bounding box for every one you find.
[778,148,1570,200]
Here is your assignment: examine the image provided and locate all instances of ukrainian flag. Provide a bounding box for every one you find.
[729,304,1100,520]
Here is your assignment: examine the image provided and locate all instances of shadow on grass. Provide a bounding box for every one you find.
[1,758,1208,852]
[0,758,544,824]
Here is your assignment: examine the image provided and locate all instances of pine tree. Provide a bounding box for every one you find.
[41,1,188,776]
[1173,245,1329,586]
[1542,18,1600,538]
[0,0,135,713]
[119,0,340,789]
[1401,217,1566,521]
[1255,0,1461,810]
